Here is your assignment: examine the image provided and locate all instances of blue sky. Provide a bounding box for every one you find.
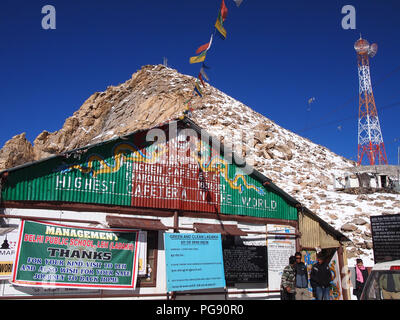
[1,0,399,164]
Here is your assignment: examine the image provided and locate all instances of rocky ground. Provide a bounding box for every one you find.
[1,64,399,266]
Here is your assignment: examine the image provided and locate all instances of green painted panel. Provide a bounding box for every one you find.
[2,140,134,206]
[219,157,297,220]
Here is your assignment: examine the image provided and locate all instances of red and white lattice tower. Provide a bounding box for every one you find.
[354,36,388,165]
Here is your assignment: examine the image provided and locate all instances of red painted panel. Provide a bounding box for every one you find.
[131,134,220,212]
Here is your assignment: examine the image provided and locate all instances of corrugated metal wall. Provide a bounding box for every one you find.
[299,212,340,249]
[299,212,320,248]
[319,226,340,249]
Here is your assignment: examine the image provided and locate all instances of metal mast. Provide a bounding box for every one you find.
[354,36,388,165]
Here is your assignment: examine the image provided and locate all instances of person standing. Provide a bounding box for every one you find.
[310,253,332,300]
[280,256,296,300]
[354,258,369,300]
[294,252,310,300]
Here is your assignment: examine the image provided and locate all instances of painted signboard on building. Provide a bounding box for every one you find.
[1,124,297,220]
[0,227,19,279]
[11,220,139,289]
[164,233,225,292]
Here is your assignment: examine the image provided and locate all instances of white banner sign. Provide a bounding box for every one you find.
[267,225,296,290]
[138,231,147,276]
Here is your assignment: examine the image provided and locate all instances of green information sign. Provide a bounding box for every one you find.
[11,220,139,289]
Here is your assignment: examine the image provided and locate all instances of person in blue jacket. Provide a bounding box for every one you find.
[294,252,311,300]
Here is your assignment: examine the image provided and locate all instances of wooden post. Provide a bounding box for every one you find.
[337,245,349,300]
[295,207,302,252]
[174,211,179,233]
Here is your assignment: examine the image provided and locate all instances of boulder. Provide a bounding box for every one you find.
[275,143,293,160]
[373,201,385,207]
[341,223,358,232]
[352,218,368,225]
[328,213,338,220]
[0,133,35,171]
[254,131,267,143]
[254,123,271,132]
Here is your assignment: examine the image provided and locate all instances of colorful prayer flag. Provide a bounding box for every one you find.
[198,72,206,87]
[233,0,243,7]
[215,14,227,39]
[190,50,207,64]
[184,97,193,105]
[200,66,209,81]
[220,0,228,22]
[194,87,202,97]
[196,34,213,55]
[215,1,228,40]
[194,81,203,97]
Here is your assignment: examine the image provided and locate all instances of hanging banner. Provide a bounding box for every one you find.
[11,220,139,290]
[328,251,343,300]
[164,233,226,292]
[0,227,19,279]
[302,250,343,300]
[302,250,317,297]
[266,224,296,290]
[138,231,147,276]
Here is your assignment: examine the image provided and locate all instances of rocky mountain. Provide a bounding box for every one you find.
[1,64,399,265]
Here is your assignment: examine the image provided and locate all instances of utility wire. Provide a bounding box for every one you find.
[299,64,400,133]
[301,100,400,132]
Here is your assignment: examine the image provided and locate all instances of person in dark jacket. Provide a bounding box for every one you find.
[354,258,369,300]
[280,256,296,300]
[310,253,332,300]
[294,252,310,300]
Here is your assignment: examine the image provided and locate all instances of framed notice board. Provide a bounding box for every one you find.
[223,245,267,285]
[370,214,400,263]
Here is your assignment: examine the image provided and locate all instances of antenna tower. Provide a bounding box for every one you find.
[354,36,388,165]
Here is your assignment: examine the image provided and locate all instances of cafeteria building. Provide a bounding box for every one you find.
[0,117,351,300]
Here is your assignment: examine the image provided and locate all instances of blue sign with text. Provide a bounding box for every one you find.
[164,233,226,292]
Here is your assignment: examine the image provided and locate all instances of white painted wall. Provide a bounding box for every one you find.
[0,208,287,300]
